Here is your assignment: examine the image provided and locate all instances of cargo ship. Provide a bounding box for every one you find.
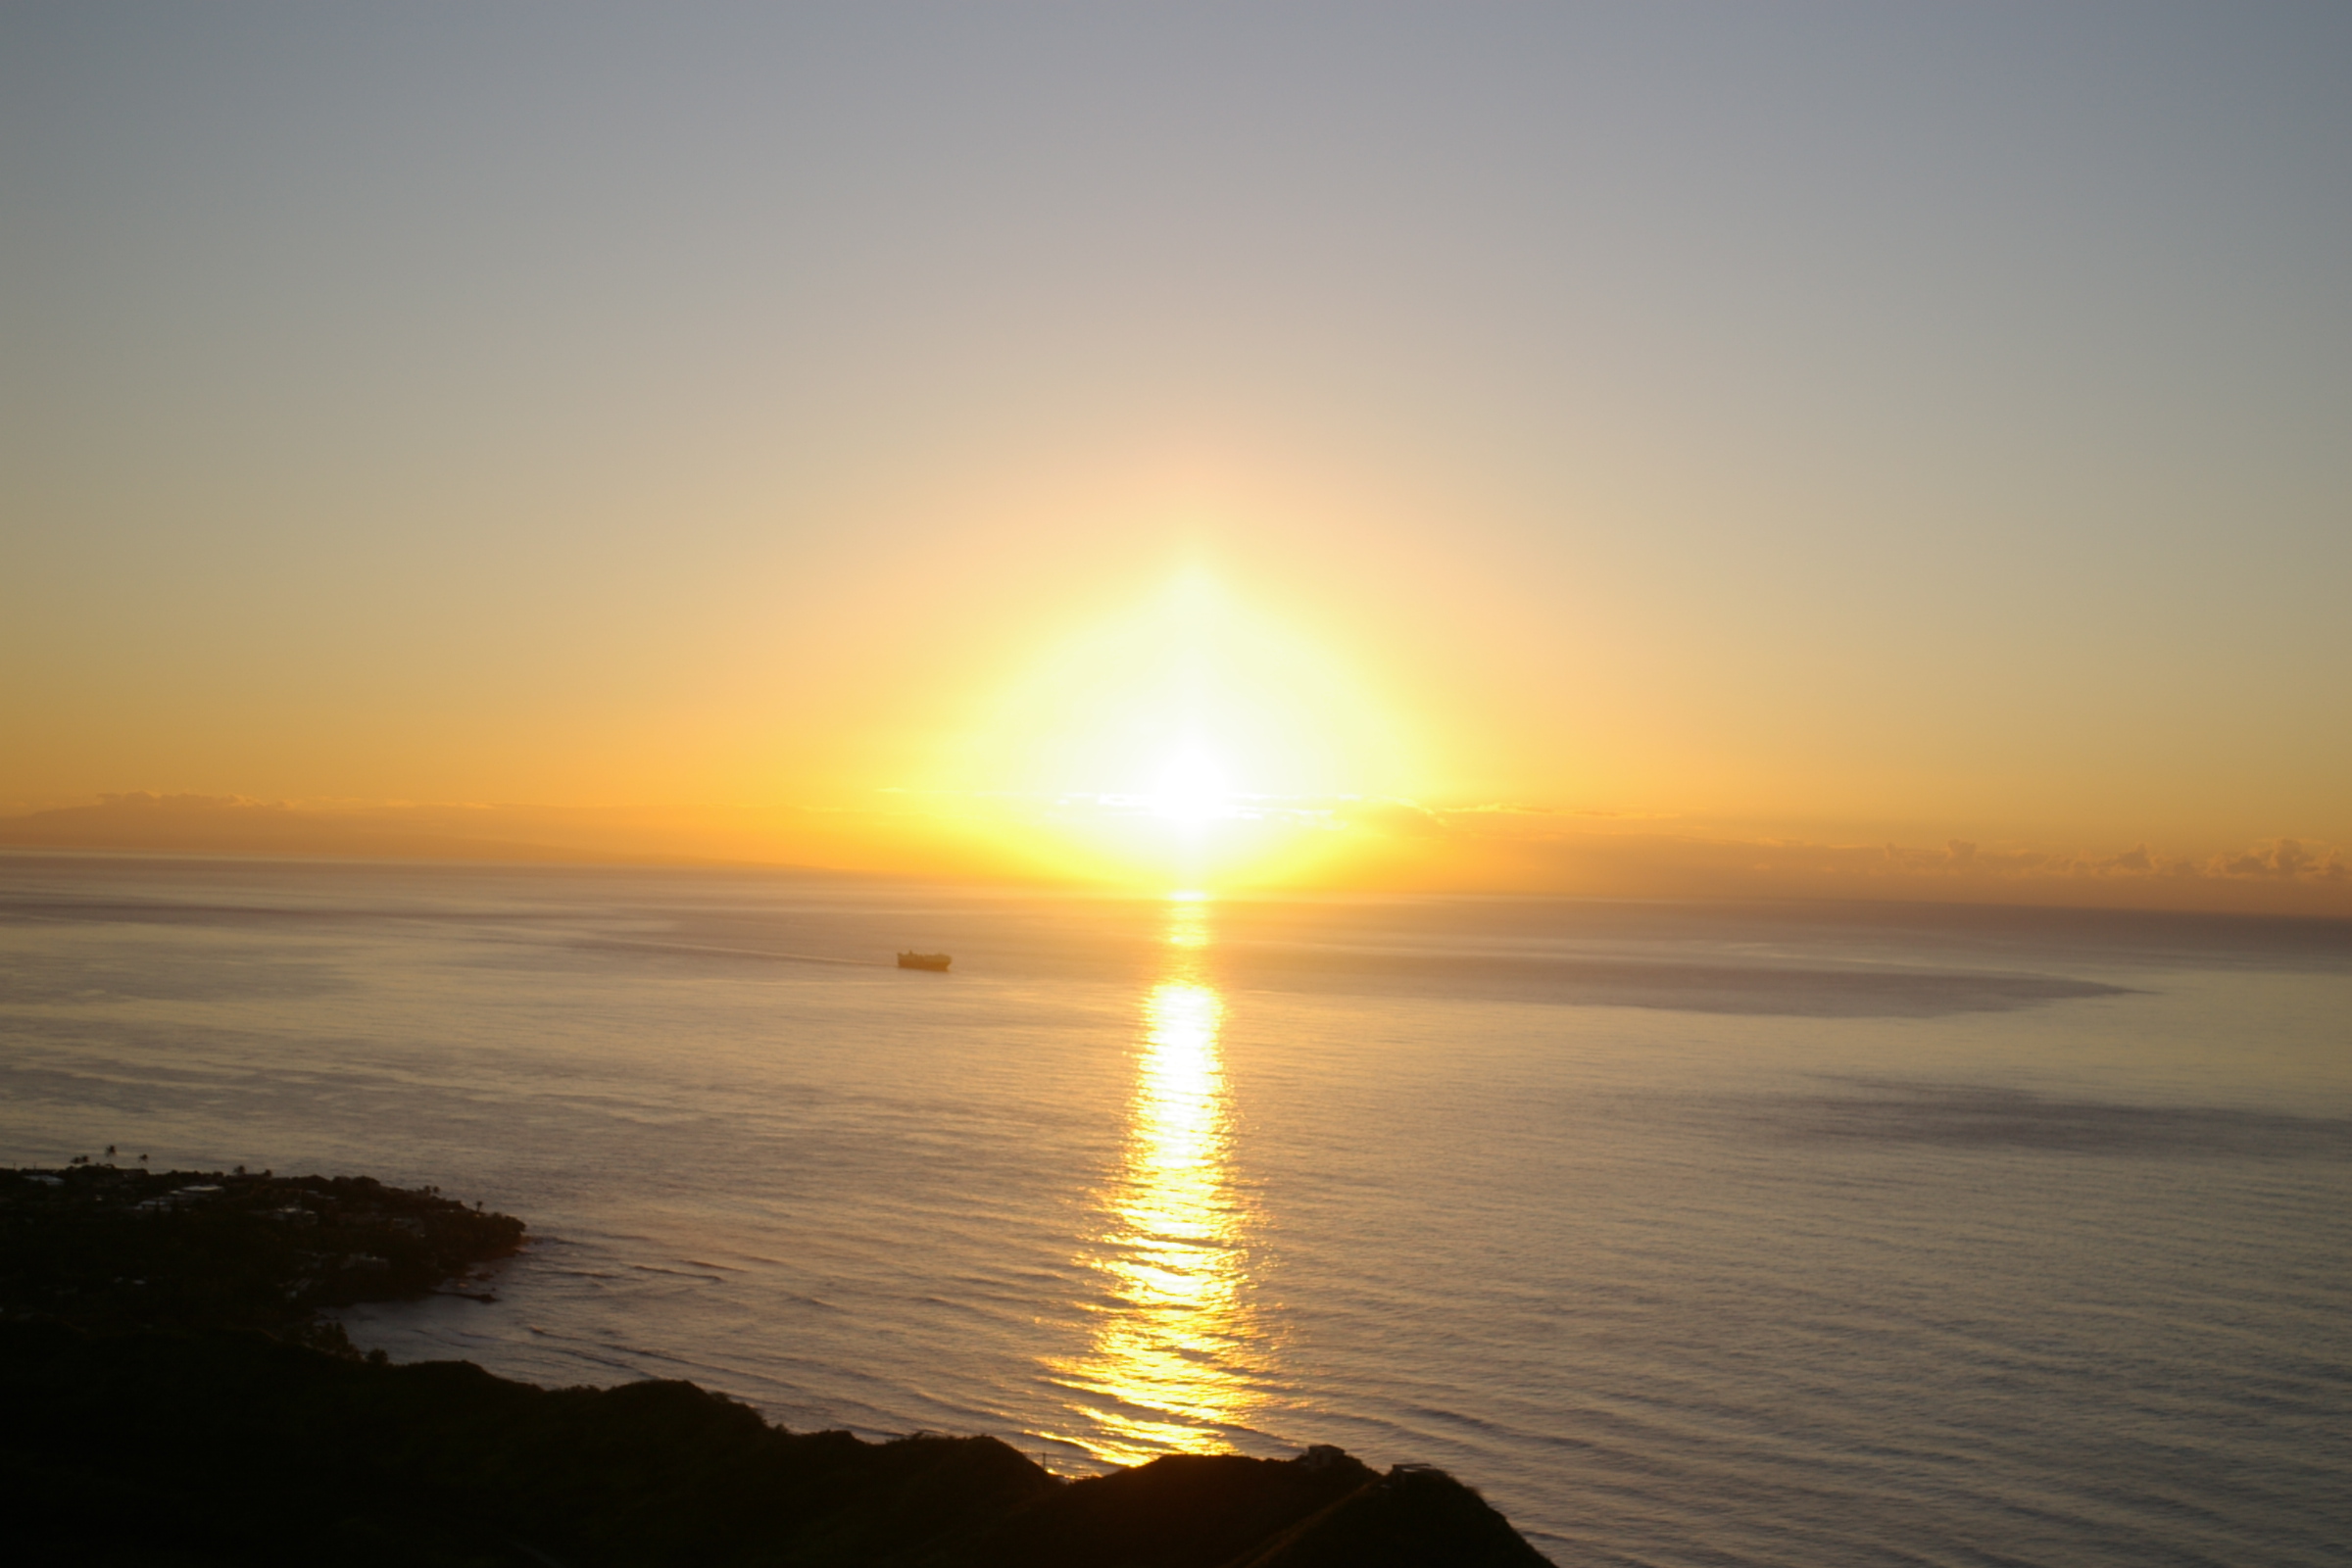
[896,952,952,971]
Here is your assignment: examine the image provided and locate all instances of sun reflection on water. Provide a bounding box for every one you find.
[1047,895,1263,1465]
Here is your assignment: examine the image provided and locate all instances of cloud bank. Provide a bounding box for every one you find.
[1320,802,2348,912]
[0,791,2345,916]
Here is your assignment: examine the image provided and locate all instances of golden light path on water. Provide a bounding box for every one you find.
[1047,893,1264,1465]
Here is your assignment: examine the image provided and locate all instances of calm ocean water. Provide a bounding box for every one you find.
[3,852,2347,1564]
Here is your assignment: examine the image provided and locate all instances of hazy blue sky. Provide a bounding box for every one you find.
[4,4,2346,895]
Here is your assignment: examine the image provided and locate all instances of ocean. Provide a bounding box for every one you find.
[2,852,2346,1565]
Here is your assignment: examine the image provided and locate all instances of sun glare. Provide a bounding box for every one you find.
[945,570,1408,888]
[1151,748,1230,823]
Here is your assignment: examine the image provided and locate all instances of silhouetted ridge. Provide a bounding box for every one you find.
[1,1325,1546,1566]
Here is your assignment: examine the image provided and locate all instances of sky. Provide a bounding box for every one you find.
[3,3,2347,907]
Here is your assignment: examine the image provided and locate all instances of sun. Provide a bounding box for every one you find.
[942,569,1407,887]
[1151,748,1231,824]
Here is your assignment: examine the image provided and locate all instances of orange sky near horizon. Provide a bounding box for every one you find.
[2,6,2346,912]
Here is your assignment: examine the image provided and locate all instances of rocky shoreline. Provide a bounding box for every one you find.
[2,1164,1549,1566]
[0,1162,525,1345]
